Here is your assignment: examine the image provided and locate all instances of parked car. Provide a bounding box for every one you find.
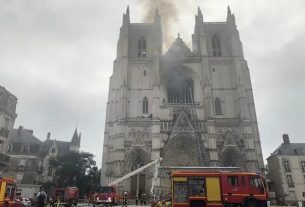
[21,198,31,207]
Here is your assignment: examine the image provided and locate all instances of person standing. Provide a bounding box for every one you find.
[37,188,47,207]
[122,191,128,207]
[135,193,139,206]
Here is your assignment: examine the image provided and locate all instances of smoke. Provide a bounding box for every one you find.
[139,0,179,50]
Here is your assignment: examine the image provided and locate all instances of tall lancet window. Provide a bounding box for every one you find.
[142,97,148,114]
[215,97,222,115]
[212,35,221,57]
[137,36,146,58]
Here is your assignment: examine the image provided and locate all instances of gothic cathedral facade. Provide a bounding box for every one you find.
[101,7,264,195]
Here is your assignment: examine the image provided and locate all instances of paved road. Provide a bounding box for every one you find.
[78,205,150,207]
[78,204,150,207]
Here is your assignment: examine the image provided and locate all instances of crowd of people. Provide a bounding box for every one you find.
[121,191,148,206]
[134,192,147,206]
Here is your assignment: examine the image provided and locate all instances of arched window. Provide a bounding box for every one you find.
[142,97,148,114]
[137,36,146,58]
[215,97,222,115]
[7,144,13,153]
[212,35,221,57]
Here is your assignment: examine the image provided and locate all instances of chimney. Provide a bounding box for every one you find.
[18,125,23,137]
[26,129,33,135]
[47,132,51,140]
[283,134,290,145]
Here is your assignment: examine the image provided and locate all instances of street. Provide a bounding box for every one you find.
[78,205,150,207]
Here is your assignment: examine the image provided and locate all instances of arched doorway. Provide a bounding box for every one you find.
[219,147,245,169]
[160,134,209,191]
[125,147,150,198]
[161,133,209,166]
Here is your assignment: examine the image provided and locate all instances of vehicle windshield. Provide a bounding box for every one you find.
[250,176,265,193]
[97,187,113,193]
[4,184,16,199]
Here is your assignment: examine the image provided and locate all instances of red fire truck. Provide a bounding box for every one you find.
[90,186,119,206]
[171,170,268,207]
[50,186,79,207]
[0,177,20,207]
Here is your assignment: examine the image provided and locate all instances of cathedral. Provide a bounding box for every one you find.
[101,6,264,196]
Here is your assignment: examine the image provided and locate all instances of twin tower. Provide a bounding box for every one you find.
[101,6,264,196]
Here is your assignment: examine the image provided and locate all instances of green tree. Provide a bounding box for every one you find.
[49,151,100,197]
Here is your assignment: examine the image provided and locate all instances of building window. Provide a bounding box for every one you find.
[287,175,294,188]
[19,159,26,167]
[3,118,9,129]
[51,148,56,153]
[8,98,13,108]
[21,145,29,153]
[48,167,53,176]
[143,70,146,76]
[215,97,222,115]
[142,97,148,114]
[283,160,291,172]
[301,161,305,173]
[7,144,12,153]
[137,36,146,58]
[16,173,23,184]
[212,35,221,57]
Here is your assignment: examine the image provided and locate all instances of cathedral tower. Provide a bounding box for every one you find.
[101,7,264,196]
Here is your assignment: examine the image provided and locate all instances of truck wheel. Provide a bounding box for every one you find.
[245,200,258,207]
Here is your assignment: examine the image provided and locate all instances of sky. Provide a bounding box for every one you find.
[0,0,305,167]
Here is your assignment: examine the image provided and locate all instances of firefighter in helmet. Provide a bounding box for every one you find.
[122,191,128,207]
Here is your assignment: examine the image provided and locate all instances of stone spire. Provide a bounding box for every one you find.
[122,5,130,26]
[154,8,161,25]
[227,5,231,16]
[196,6,203,23]
[227,5,236,26]
[71,127,80,147]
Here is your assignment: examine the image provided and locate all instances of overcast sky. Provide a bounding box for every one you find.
[1,0,305,167]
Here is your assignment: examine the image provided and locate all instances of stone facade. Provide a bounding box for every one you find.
[267,134,305,205]
[0,86,17,175]
[6,126,81,198]
[101,7,264,196]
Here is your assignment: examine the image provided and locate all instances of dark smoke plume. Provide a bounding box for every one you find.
[139,0,179,50]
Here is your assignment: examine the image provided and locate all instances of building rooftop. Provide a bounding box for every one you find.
[268,134,305,158]
[9,126,42,144]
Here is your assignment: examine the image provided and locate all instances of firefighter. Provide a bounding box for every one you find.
[135,193,139,206]
[122,191,128,207]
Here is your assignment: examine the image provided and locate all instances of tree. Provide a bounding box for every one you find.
[49,151,100,197]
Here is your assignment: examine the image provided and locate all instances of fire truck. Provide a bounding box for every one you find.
[50,186,79,207]
[90,157,162,206]
[0,177,17,207]
[171,169,268,207]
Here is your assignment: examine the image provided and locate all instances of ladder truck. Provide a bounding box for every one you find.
[91,157,162,206]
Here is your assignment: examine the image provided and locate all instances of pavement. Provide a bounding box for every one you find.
[78,205,150,207]
[77,204,150,207]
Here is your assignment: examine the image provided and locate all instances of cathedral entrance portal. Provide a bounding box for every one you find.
[130,173,146,198]
[161,134,209,167]
[125,147,150,198]
[220,146,245,169]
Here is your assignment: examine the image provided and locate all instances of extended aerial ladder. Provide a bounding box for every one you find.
[188,83,205,166]
[107,157,162,195]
